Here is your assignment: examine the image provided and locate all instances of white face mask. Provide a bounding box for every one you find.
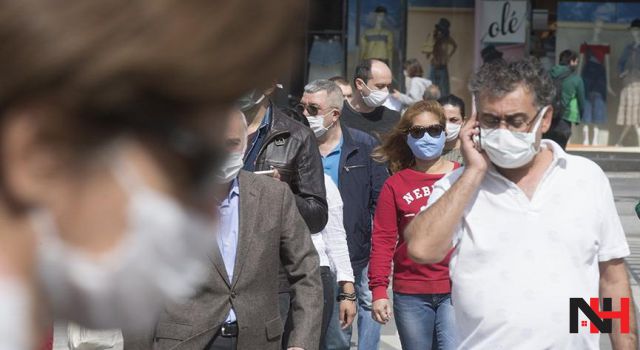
[33,159,216,331]
[480,106,548,169]
[306,111,336,138]
[445,122,461,142]
[360,82,389,108]
[215,151,244,183]
[0,278,32,350]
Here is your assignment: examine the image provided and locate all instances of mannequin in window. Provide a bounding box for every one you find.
[360,6,394,67]
[579,19,615,146]
[424,18,457,97]
[615,18,640,147]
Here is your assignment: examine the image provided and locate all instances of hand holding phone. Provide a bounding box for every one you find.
[460,111,489,173]
[254,167,281,181]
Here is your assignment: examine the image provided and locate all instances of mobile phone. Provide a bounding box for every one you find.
[473,129,482,150]
[471,94,482,150]
[254,169,276,176]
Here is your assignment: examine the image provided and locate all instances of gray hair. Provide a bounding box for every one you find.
[469,57,555,109]
[304,79,344,110]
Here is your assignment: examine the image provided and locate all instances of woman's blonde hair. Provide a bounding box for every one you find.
[372,100,446,173]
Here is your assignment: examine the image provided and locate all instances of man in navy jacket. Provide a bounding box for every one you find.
[299,79,388,350]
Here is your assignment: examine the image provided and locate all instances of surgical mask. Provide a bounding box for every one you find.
[445,122,461,142]
[0,278,31,350]
[237,90,265,112]
[215,151,244,183]
[33,159,216,331]
[307,112,335,138]
[361,83,389,108]
[480,106,548,169]
[406,130,446,161]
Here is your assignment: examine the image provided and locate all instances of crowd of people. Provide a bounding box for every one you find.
[0,1,637,350]
[125,57,636,349]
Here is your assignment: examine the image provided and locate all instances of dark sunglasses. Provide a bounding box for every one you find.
[407,124,445,139]
[296,103,320,116]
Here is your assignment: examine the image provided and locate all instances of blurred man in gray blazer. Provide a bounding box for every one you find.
[125,110,322,350]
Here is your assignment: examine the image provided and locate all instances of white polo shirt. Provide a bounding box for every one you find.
[427,140,630,349]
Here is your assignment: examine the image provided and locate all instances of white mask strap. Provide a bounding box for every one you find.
[531,106,549,134]
[112,158,145,195]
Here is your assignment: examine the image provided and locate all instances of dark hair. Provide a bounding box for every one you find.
[374,6,387,14]
[469,57,555,109]
[354,59,374,86]
[0,0,302,155]
[329,76,350,86]
[372,100,446,173]
[281,106,310,127]
[404,59,424,78]
[438,94,466,118]
[423,84,441,101]
[559,50,578,66]
[481,45,504,64]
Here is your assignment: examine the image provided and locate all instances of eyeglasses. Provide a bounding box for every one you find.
[296,103,320,116]
[407,124,445,139]
[479,108,545,131]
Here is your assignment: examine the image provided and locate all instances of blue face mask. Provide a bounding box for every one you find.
[406,131,445,161]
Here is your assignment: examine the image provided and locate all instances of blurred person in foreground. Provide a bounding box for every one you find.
[340,59,401,139]
[299,80,389,350]
[0,0,302,348]
[406,58,637,349]
[127,110,322,350]
[329,76,354,104]
[438,94,467,164]
[369,101,459,350]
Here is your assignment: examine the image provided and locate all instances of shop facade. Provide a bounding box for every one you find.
[290,0,640,149]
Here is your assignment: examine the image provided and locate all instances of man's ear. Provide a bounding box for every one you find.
[354,78,365,91]
[1,110,57,207]
[332,109,341,124]
[540,106,554,134]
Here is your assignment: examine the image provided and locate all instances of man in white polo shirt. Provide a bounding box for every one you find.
[405,58,637,349]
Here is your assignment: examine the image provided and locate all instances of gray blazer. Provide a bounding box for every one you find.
[125,170,323,350]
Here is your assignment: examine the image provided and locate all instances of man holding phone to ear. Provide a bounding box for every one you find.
[406,58,637,349]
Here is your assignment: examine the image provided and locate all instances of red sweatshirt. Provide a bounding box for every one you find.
[368,166,459,301]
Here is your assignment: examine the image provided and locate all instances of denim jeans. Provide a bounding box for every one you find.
[429,66,450,97]
[324,264,381,350]
[393,292,457,350]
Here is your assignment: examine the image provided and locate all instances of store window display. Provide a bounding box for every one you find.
[579,19,615,146]
[308,35,344,83]
[422,18,457,97]
[360,6,394,66]
[615,18,640,147]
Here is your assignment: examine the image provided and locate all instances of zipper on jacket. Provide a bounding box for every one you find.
[343,164,366,173]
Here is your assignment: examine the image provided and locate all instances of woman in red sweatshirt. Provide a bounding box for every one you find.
[369,100,460,350]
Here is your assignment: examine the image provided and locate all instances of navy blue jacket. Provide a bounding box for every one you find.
[337,125,389,276]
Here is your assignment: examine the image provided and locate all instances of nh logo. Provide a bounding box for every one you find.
[569,298,630,334]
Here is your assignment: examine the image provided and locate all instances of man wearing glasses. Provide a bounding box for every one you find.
[299,79,389,350]
[406,58,637,349]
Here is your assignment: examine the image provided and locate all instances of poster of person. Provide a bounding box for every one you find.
[347,0,406,82]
